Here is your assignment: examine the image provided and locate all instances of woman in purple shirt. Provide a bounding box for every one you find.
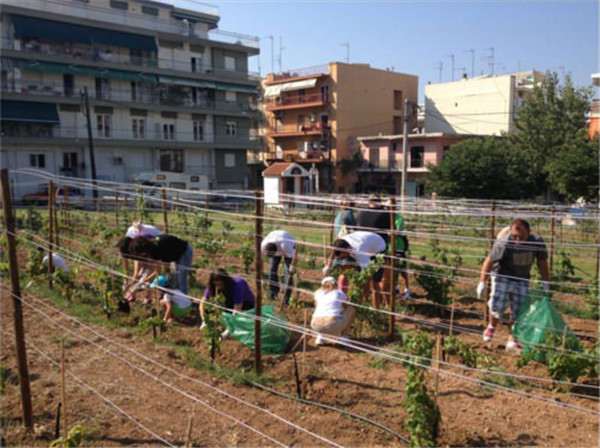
[200,268,255,327]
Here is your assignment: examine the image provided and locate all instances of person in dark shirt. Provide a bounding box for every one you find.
[356,194,391,245]
[477,218,549,352]
[129,234,193,294]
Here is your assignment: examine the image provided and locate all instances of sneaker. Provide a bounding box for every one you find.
[315,335,324,346]
[404,289,413,299]
[506,339,523,352]
[482,325,495,342]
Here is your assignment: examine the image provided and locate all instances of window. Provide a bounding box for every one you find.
[191,57,203,73]
[1,71,8,92]
[410,146,424,168]
[321,85,329,102]
[443,145,450,159]
[96,114,111,137]
[159,149,183,172]
[226,121,237,136]
[131,81,141,102]
[163,123,175,140]
[132,118,145,139]
[392,142,397,152]
[224,56,236,71]
[141,5,158,15]
[225,91,237,103]
[224,153,236,168]
[63,152,78,169]
[193,120,204,141]
[29,154,45,168]
[393,90,403,110]
[95,77,110,100]
[393,116,403,134]
[110,0,128,10]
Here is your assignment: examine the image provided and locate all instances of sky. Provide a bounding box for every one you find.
[207,0,599,102]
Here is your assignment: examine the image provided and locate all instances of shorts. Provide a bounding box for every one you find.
[172,304,192,319]
[311,306,356,336]
[370,253,386,283]
[489,276,529,320]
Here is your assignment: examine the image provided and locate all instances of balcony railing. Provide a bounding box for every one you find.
[271,64,329,81]
[266,150,329,162]
[2,0,259,48]
[360,159,429,171]
[1,124,257,146]
[265,93,329,109]
[268,122,329,136]
[1,38,259,80]
[2,80,256,115]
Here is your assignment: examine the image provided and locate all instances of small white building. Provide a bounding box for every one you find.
[262,162,310,206]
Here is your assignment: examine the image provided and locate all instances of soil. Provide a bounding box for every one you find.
[2,284,598,447]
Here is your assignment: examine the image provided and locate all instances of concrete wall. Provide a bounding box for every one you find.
[425,75,516,135]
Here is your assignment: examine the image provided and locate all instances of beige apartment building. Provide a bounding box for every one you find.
[261,62,418,194]
[425,71,545,135]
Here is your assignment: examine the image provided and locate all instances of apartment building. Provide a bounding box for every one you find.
[425,71,544,135]
[358,132,476,196]
[261,63,418,194]
[0,0,260,197]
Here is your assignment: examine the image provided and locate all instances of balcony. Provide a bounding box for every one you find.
[2,80,255,116]
[267,122,330,138]
[265,92,329,111]
[359,158,429,172]
[266,149,329,163]
[2,0,259,49]
[270,64,329,82]
[2,38,259,81]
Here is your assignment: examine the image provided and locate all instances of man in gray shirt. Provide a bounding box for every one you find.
[477,218,550,351]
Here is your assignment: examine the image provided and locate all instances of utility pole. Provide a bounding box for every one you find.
[340,42,350,64]
[400,99,410,206]
[80,87,98,204]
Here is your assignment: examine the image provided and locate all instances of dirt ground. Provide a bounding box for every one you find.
[2,280,598,448]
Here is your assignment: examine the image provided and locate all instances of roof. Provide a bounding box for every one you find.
[357,132,481,142]
[262,163,309,177]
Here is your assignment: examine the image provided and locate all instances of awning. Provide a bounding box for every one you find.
[215,83,257,94]
[280,78,317,92]
[158,76,216,89]
[22,61,157,83]
[12,15,158,52]
[264,84,282,98]
[1,100,60,124]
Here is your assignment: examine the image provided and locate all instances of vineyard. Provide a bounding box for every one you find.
[1,168,599,447]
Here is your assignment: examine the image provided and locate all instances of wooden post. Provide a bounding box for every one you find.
[302,309,308,397]
[60,339,67,438]
[449,297,456,336]
[389,197,396,341]
[434,334,442,397]
[536,207,540,234]
[205,194,210,223]
[64,185,70,233]
[0,169,34,430]
[561,326,568,352]
[484,200,495,323]
[549,205,556,274]
[161,188,169,234]
[53,187,60,249]
[48,180,54,289]
[329,205,336,244]
[115,186,119,227]
[254,190,263,374]
[184,410,194,448]
[322,235,327,264]
[595,232,599,282]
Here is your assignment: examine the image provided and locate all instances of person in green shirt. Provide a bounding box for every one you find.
[392,214,412,299]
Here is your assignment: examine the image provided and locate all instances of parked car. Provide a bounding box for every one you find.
[22,185,84,207]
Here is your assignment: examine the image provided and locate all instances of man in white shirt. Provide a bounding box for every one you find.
[42,253,69,273]
[261,230,296,304]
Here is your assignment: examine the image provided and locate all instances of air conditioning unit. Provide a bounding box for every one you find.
[113,156,124,165]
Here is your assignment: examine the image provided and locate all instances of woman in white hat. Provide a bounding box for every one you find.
[311,276,356,346]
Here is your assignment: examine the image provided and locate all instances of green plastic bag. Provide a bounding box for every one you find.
[220,305,291,354]
[512,295,580,362]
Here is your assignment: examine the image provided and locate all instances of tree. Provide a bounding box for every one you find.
[511,72,595,199]
[425,136,533,199]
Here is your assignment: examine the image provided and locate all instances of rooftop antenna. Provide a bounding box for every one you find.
[446,53,455,81]
[433,61,443,83]
[278,36,284,72]
[265,35,274,74]
[340,42,350,64]
[483,46,495,75]
[464,49,475,78]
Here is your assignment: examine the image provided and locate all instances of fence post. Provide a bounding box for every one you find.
[48,180,55,289]
[0,169,34,430]
[549,205,556,274]
[484,200,495,323]
[61,339,68,438]
[389,197,396,341]
[254,190,263,374]
[115,186,119,227]
[161,188,169,234]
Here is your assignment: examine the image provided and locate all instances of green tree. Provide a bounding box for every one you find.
[510,72,595,199]
[425,136,532,199]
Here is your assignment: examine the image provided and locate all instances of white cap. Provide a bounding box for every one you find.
[321,276,336,286]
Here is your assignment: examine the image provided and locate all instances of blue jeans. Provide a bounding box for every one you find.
[269,256,293,303]
[175,243,193,294]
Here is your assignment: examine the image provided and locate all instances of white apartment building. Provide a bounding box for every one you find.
[0,0,260,197]
[424,71,544,135]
